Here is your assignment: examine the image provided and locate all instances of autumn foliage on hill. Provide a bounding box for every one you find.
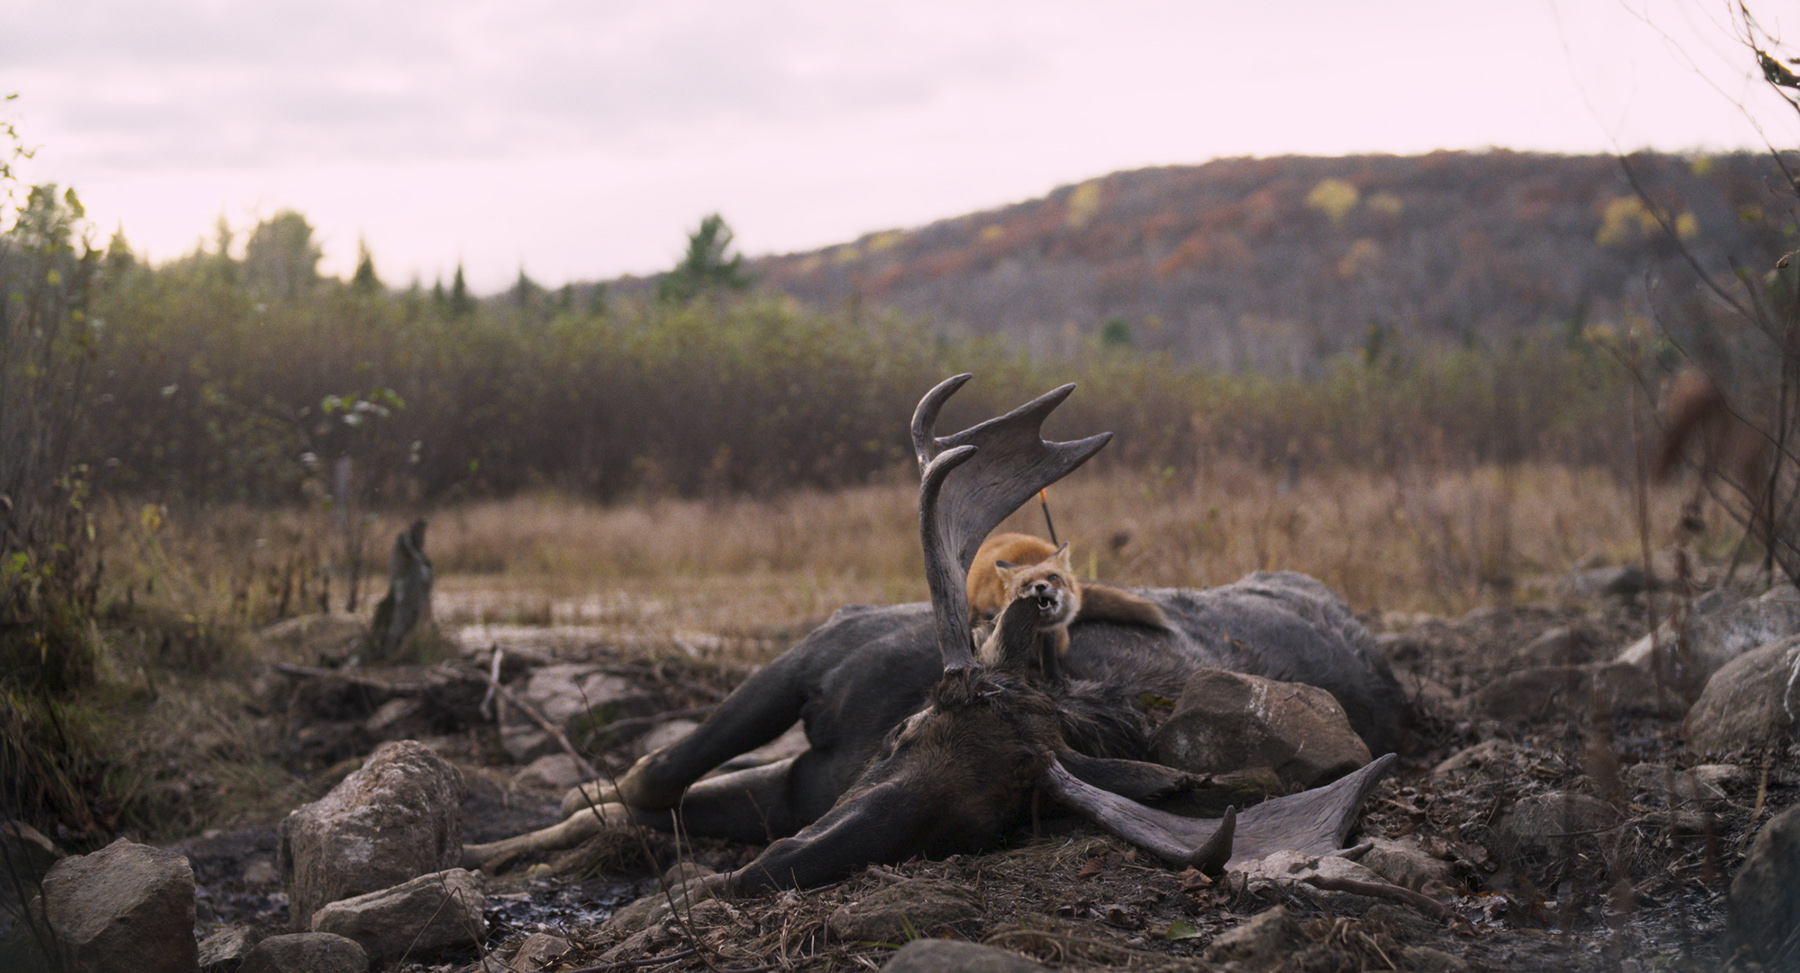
[747,151,1792,369]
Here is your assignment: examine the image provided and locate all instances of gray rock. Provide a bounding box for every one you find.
[1730,803,1800,971]
[38,838,198,973]
[1461,661,1678,724]
[277,739,466,929]
[1153,669,1372,791]
[1623,763,1730,806]
[1202,905,1306,970]
[238,933,367,973]
[502,932,570,973]
[515,754,589,791]
[1683,635,1800,753]
[632,719,699,759]
[1515,626,1599,667]
[309,868,485,964]
[196,926,258,973]
[1562,565,1651,599]
[881,939,1050,973]
[500,664,653,763]
[1,820,62,916]
[1618,585,1800,697]
[1433,739,1520,776]
[827,880,983,944]
[1356,837,1458,894]
[1491,791,1619,868]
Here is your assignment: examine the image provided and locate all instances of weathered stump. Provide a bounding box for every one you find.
[365,519,432,663]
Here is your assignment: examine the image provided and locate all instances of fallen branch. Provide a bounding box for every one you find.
[478,668,601,781]
[1300,873,1459,923]
[582,706,716,746]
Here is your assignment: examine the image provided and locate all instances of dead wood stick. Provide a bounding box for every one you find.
[479,645,504,722]
[478,668,601,781]
[581,705,716,746]
[269,661,466,695]
[1300,874,1458,923]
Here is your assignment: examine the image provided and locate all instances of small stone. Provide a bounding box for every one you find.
[38,838,198,973]
[309,868,485,963]
[881,939,1050,972]
[239,932,367,973]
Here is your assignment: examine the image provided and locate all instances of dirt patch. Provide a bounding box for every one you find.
[208,591,1788,972]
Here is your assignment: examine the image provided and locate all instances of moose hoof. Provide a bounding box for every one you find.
[559,780,620,817]
[611,756,688,810]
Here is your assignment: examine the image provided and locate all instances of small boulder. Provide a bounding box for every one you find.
[632,719,700,759]
[1433,739,1520,776]
[515,754,589,791]
[309,868,485,964]
[1202,905,1307,970]
[1357,837,1458,894]
[500,664,652,764]
[1618,584,1800,697]
[502,932,570,973]
[1490,791,1619,869]
[196,926,259,973]
[1,820,62,916]
[1153,669,1371,791]
[1460,662,1675,725]
[37,838,198,973]
[1623,763,1730,807]
[1683,635,1800,753]
[1729,803,1800,971]
[828,879,983,944]
[239,933,367,973]
[881,939,1050,973]
[1515,626,1600,667]
[277,739,466,929]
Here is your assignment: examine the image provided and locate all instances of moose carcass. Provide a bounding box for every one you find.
[467,376,1409,891]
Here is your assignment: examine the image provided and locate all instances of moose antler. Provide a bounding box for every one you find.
[912,375,1111,671]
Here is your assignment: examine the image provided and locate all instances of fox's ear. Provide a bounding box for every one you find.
[993,560,1018,585]
[1051,543,1072,568]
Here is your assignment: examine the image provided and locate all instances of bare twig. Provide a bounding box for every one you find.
[582,706,716,747]
[479,667,601,781]
[481,644,505,722]
[1300,873,1460,923]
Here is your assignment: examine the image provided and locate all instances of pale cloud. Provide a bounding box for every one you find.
[1,0,1792,290]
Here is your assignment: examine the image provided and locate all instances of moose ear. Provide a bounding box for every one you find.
[1044,756,1235,871]
[1055,752,1201,803]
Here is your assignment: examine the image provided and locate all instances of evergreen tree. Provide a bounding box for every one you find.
[657,213,752,304]
[350,238,382,295]
[449,263,475,318]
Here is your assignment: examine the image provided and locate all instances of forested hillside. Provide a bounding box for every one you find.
[620,151,1791,371]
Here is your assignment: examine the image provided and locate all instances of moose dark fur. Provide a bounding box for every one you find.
[467,377,1410,893]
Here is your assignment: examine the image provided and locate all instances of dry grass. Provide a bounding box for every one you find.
[41,455,1733,840]
[420,459,1721,629]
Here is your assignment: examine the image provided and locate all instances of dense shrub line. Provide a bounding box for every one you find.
[74,250,1637,508]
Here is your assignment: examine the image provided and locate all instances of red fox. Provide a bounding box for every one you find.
[968,532,1168,679]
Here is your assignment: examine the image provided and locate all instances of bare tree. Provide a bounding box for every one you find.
[1640,6,1799,587]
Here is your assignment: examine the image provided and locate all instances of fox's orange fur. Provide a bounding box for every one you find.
[968,532,1168,677]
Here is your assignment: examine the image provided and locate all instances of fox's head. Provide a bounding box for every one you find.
[993,542,1080,630]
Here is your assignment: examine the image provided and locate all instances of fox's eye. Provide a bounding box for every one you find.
[1046,574,1061,584]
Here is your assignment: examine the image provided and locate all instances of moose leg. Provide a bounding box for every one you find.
[467,754,837,872]
[606,652,815,809]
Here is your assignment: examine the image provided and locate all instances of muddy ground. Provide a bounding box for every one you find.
[190,586,1793,972]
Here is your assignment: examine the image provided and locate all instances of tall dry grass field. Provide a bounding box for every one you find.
[395,458,1725,643]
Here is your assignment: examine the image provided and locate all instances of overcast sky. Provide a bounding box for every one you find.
[3,0,1794,291]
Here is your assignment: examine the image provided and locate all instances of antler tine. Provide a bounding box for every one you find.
[913,376,1112,672]
[911,373,974,469]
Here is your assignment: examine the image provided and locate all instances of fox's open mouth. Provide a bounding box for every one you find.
[1033,594,1059,612]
